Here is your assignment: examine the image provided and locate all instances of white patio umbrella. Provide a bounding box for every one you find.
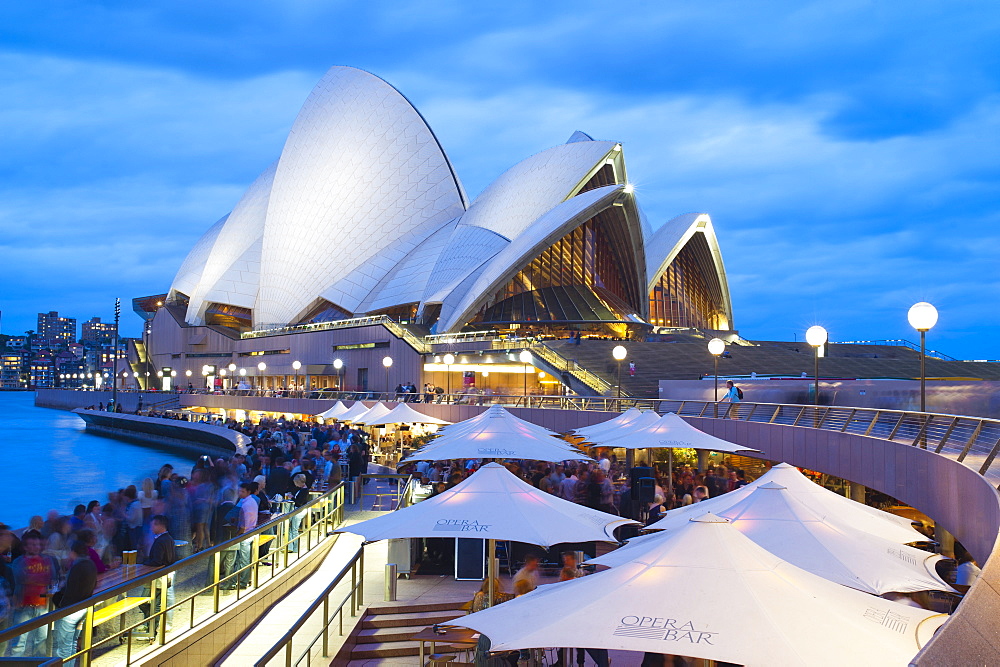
[577,410,662,446]
[570,407,644,440]
[758,463,925,542]
[437,405,560,437]
[402,406,589,463]
[315,400,349,420]
[352,401,393,424]
[594,412,759,454]
[642,463,925,544]
[339,401,375,422]
[457,513,947,666]
[591,482,952,595]
[338,462,637,603]
[365,402,452,426]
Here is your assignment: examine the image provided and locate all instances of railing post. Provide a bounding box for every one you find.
[351,559,358,616]
[82,605,95,667]
[322,594,330,657]
[213,551,222,613]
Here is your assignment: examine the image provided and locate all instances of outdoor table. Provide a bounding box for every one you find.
[95,564,157,594]
[412,625,478,664]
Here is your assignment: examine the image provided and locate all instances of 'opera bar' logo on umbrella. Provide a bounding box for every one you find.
[658,440,694,448]
[476,447,517,456]
[434,519,492,532]
[614,616,717,645]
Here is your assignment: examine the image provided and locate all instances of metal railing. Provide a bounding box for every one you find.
[242,315,429,353]
[252,546,365,667]
[834,338,958,361]
[484,341,617,395]
[253,478,417,665]
[0,484,346,666]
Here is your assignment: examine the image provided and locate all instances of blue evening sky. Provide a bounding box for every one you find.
[0,1,998,358]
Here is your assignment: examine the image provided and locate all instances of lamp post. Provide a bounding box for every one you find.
[257,361,266,391]
[382,356,393,397]
[805,325,828,407]
[612,345,627,399]
[443,353,455,397]
[708,337,725,417]
[228,363,236,390]
[239,368,246,390]
[519,350,532,402]
[333,358,343,391]
[908,302,938,413]
[292,360,302,394]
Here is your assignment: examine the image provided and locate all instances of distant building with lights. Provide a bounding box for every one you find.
[37,311,76,349]
[138,67,734,394]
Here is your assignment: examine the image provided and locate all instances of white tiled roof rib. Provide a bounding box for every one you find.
[169,214,228,300]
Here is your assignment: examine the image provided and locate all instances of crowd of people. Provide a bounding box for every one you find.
[0,414,378,661]
[400,452,752,526]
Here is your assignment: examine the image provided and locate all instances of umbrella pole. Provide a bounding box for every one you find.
[668,448,673,504]
[487,538,496,607]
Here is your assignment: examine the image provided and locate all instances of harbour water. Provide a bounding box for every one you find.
[0,391,191,529]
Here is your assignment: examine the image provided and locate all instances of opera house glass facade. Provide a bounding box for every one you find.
[139,66,734,386]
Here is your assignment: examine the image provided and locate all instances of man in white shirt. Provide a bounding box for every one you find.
[598,453,611,474]
[234,482,259,588]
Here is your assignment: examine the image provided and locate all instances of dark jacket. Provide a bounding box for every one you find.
[58,557,97,608]
[145,532,178,568]
[266,467,292,496]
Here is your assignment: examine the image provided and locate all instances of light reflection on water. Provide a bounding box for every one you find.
[1,392,192,528]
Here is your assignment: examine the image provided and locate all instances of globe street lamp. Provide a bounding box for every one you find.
[228,362,237,391]
[443,353,455,397]
[292,360,302,393]
[707,337,725,416]
[612,345,627,399]
[257,361,267,391]
[382,356,393,396]
[519,350,532,401]
[333,358,344,391]
[805,325,828,407]
[908,302,938,413]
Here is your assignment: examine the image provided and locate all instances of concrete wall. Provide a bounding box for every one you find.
[146,308,423,393]
[35,388,152,412]
[660,378,1000,419]
[687,417,1000,666]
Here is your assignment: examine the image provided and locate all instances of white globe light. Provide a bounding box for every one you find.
[185,370,192,377]
[382,356,393,368]
[218,369,226,377]
[157,371,163,378]
[292,360,302,370]
[171,370,177,377]
[258,362,266,371]
[443,353,455,365]
[805,325,828,347]
[612,345,627,361]
[333,358,343,370]
[519,350,532,364]
[228,363,237,372]
[482,371,490,378]
[239,368,246,376]
[707,338,726,356]
[908,302,938,332]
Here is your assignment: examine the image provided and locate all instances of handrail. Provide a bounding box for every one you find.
[253,546,364,667]
[242,315,430,353]
[0,482,346,666]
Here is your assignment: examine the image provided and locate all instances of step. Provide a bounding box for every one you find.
[351,640,468,659]
[367,600,468,615]
[355,626,426,644]
[361,610,465,629]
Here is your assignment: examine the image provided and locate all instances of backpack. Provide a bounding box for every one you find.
[735,386,744,400]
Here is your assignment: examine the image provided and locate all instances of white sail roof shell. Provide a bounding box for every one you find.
[254,67,467,326]
[169,214,229,299]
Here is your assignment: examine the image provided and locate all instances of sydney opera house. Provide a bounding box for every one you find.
[140,66,734,392]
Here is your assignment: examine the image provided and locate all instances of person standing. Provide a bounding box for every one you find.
[287,474,311,553]
[144,515,178,631]
[53,541,97,666]
[721,380,742,417]
[233,483,258,588]
[8,531,60,657]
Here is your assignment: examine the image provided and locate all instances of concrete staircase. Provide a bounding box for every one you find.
[345,600,471,664]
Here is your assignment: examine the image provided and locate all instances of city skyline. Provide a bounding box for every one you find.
[1,2,998,357]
